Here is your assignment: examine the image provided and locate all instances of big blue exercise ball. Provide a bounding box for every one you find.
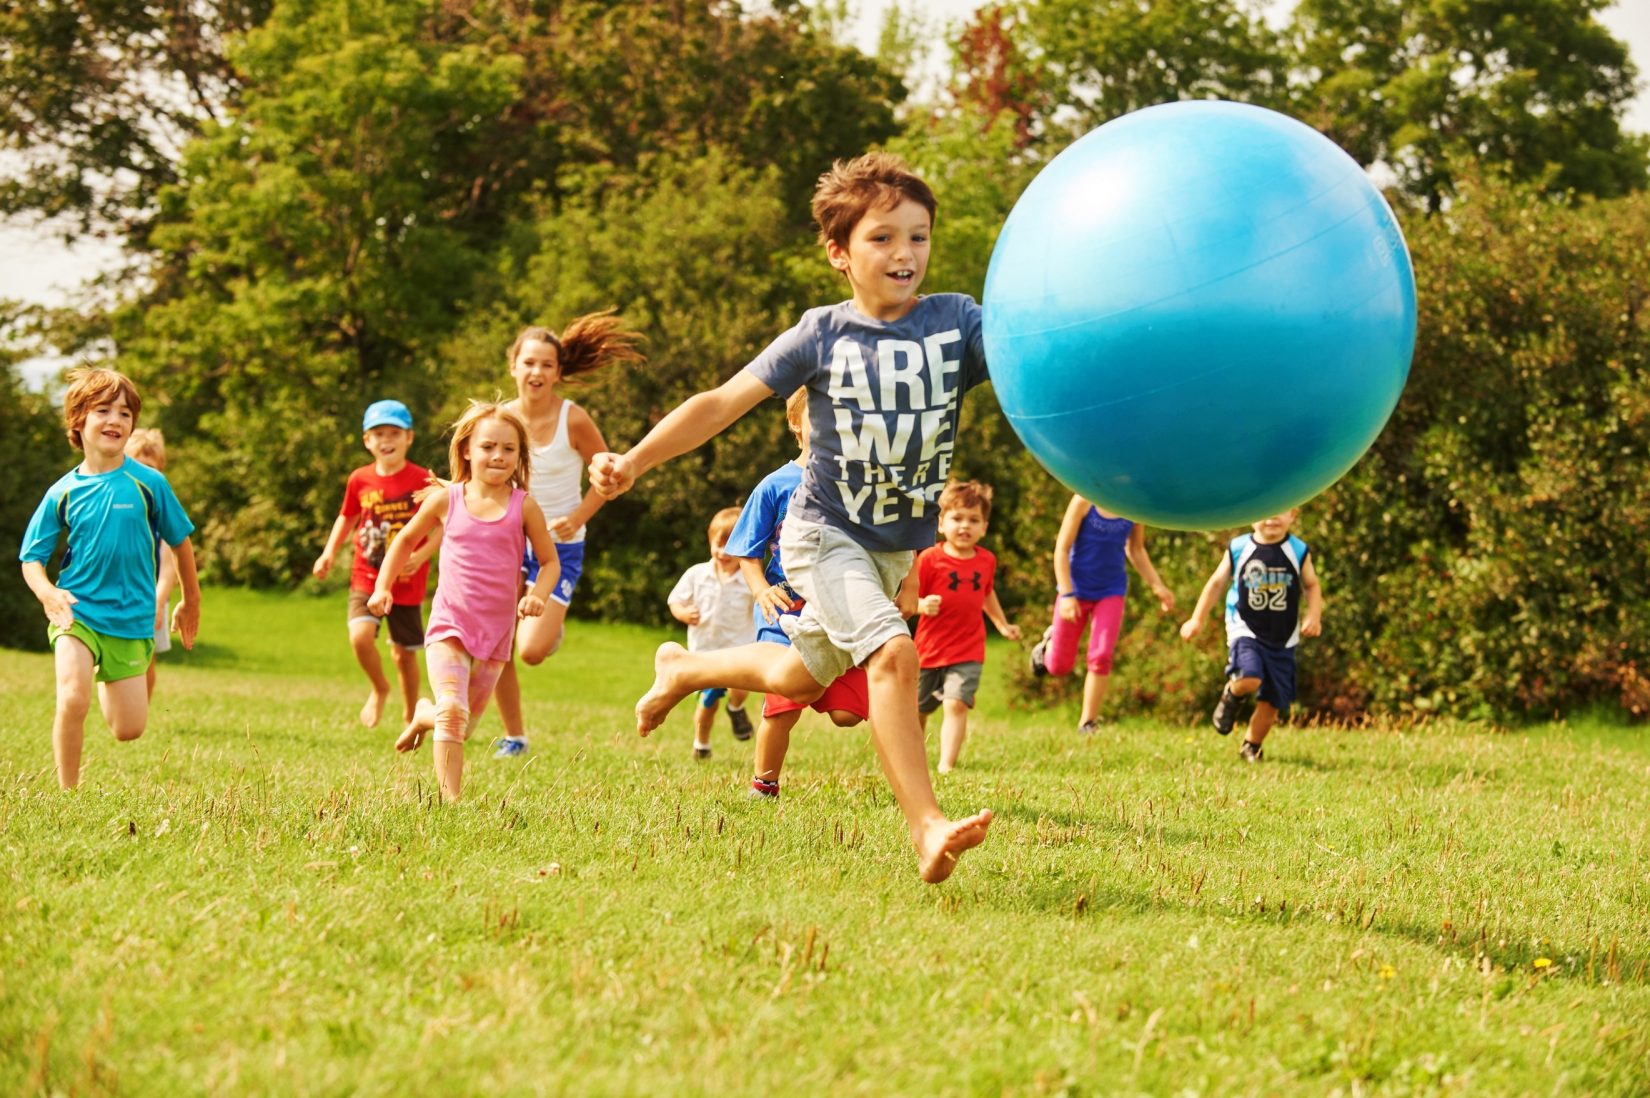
[982,100,1416,530]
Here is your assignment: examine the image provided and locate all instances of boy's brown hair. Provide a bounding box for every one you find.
[62,367,142,451]
[812,152,938,251]
[707,506,742,547]
[507,309,646,381]
[938,479,993,522]
[126,427,167,471]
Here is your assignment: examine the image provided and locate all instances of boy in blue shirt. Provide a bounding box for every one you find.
[20,368,202,789]
[725,390,869,799]
[591,152,993,883]
[1179,508,1323,761]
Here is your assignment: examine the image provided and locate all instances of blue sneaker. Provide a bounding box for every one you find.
[493,736,530,759]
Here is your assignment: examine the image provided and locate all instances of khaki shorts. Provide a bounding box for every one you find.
[347,590,426,649]
[777,515,914,687]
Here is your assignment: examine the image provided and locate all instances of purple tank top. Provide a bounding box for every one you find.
[425,485,526,662]
[1069,508,1132,600]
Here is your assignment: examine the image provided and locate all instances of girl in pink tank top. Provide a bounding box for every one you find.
[368,402,558,802]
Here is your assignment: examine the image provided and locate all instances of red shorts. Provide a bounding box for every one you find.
[763,665,870,720]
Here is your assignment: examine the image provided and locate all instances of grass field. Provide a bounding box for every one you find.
[3,588,1648,1095]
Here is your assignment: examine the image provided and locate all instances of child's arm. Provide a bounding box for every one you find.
[313,512,358,579]
[1299,556,1324,638]
[739,557,796,625]
[518,498,560,619]
[1052,495,1086,623]
[983,588,1021,640]
[367,489,446,615]
[589,372,774,498]
[21,561,77,629]
[669,599,701,626]
[897,561,933,618]
[1124,524,1176,614]
[156,542,179,610]
[168,537,202,649]
[398,524,443,579]
[1178,553,1232,641]
[552,405,611,541]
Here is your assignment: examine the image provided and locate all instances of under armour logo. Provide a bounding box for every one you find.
[946,570,981,592]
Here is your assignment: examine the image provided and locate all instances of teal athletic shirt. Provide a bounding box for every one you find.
[20,456,195,640]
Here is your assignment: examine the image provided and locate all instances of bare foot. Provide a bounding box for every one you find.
[396,698,435,753]
[635,642,693,737]
[918,809,993,884]
[360,686,390,728]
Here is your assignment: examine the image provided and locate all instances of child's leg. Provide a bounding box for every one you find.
[693,690,721,753]
[1246,701,1279,746]
[636,642,822,736]
[1078,596,1126,727]
[725,689,752,739]
[516,600,569,666]
[862,636,992,883]
[390,644,421,725]
[493,660,529,742]
[432,656,505,798]
[98,674,150,742]
[423,640,475,800]
[937,699,970,773]
[1044,599,1097,677]
[752,707,803,789]
[144,661,158,700]
[51,637,96,789]
[349,617,392,727]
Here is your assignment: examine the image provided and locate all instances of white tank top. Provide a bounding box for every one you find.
[521,399,585,544]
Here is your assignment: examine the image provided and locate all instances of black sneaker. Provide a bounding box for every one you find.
[1211,684,1241,736]
[1239,740,1264,763]
[1029,626,1053,678]
[1078,718,1101,735]
[693,743,712,760]
[727,706,754,741]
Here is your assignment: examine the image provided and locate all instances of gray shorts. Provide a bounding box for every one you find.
[778,515,914,688]
[918,661,983,713]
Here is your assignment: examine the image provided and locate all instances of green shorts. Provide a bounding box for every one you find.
[49,621,155,683]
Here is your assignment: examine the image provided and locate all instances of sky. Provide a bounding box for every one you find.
[3,0,1648,371]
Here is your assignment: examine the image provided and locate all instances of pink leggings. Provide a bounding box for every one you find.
[425,640,506,744]
[1046,595,1126,676]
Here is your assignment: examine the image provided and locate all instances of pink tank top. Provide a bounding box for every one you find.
[425,485,526,663]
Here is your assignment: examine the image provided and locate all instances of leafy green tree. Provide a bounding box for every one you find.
[0,0,272,238]
[0,306,74,650]
[1290,0,1648,205]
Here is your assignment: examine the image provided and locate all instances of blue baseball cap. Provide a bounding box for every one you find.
[362,400,413,431]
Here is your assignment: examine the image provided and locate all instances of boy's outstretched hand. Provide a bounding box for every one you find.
[171,598,199,650]
[588,452,634,499]
[1178,617,1203,641]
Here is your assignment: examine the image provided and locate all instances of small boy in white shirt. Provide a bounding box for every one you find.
[667,507,757,758]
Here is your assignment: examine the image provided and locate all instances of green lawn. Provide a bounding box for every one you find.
[3,588,1647,1095]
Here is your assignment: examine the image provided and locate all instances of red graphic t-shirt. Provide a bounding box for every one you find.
[913,544,997,669]
[340,462,434,604]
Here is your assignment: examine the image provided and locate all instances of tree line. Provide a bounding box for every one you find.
[2,0,1646,722]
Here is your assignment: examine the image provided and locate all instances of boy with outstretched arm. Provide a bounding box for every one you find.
[1179,508,1323,761]
[20,368,202,789]
[589,152,993,882]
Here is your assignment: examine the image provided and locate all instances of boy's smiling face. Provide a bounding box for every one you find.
[81,395,135,460]
[826,197,932,322]
[362,426,411,468]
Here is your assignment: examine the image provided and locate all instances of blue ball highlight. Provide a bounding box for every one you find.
[983,100,1417,530]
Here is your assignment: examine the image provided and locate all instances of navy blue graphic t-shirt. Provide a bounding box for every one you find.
[1224,533,1311,649]
[744,294,989,553]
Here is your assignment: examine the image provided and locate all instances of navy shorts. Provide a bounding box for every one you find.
[1226,637,1296,714]
[522,541,585,607]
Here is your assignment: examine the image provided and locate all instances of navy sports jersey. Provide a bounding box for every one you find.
[1224,533,1310,649]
